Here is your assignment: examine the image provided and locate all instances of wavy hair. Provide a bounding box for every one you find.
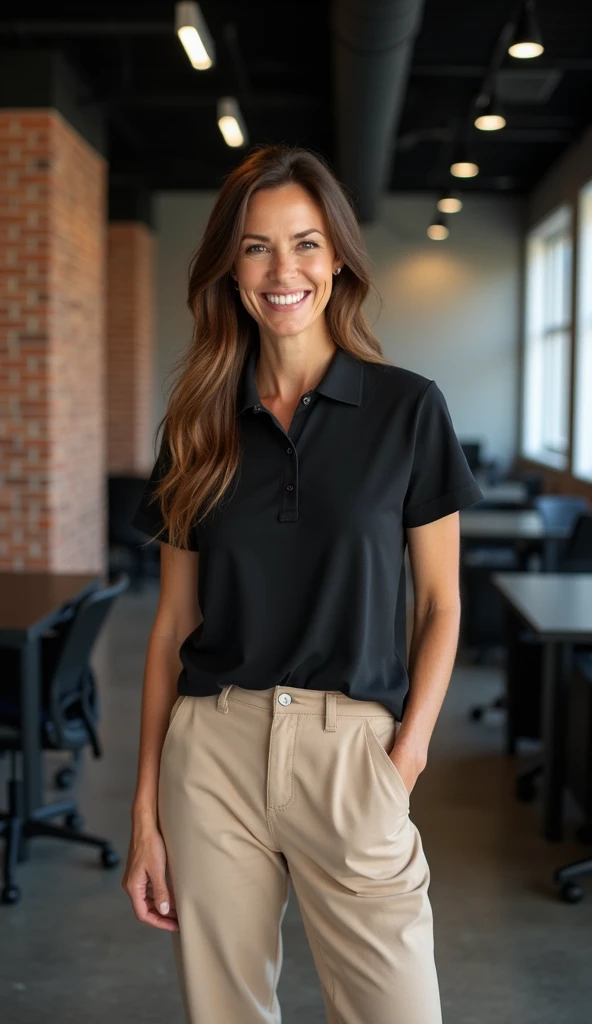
[147,144,390,549]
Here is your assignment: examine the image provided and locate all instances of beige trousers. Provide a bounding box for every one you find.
[158,683,442,1024]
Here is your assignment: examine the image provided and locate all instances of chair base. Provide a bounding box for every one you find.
[0,777,120,905]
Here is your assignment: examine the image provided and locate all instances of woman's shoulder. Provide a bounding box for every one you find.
[363,358,435,405]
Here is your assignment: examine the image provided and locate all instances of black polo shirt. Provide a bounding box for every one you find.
[131,342,483,720]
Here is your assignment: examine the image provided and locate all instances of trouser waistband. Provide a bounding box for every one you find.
[215,683,395,732]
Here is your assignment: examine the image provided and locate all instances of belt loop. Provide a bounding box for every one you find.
[216,684,234,714]
[325,692,337,732]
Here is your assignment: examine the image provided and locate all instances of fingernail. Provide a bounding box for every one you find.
[159,901,169,915]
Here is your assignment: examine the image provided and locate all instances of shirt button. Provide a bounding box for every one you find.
[278,693,292,705]
[254,405,261,413]
[286,447,293,454]
[302,395,311,405]
[286,484,293,491]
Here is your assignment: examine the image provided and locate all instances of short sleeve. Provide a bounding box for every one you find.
[403,381,484,528]
[130,435,200,551]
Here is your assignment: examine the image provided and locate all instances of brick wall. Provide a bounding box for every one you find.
[107,222,155,473]
[0,109,107,572]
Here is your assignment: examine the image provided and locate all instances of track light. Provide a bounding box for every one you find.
[437,191,463,214]
[427,212,449,240]
[217,97,248,147]
[175,1,215,70]
[450,143,479,178]
[508,0,544,59]
[474,94,506,131]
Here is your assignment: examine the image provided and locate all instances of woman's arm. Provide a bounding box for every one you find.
[390,511,462,790]
[123,542,202,930]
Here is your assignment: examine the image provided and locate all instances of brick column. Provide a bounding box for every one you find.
[107,218,155,473]
[0,53,107,572]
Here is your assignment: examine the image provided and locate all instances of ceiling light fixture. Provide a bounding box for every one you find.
[217,97,248,147]
[437,191,463,214]
[427,212,449,240]
[474,94,506,131]
[175,1,215,70]
[508,0,544,59]
[450,143,479,178]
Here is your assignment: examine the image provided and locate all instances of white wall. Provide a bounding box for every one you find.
[154,190,523,472]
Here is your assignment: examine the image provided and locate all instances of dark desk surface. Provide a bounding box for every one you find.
[0,571,103,638]
[460,509,569,540]
[491,572,592,640]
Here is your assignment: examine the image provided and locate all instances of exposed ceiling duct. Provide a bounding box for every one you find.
[332,0,426,223]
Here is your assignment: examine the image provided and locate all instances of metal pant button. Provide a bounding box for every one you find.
[278,693,292,706]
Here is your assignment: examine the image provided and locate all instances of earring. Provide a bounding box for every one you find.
[333,267,342,276]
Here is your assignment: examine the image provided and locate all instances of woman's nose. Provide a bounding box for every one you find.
[269,250,297,280]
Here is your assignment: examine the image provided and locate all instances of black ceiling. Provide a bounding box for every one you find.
[1,0,591,198]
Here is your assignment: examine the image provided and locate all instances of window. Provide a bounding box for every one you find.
[573,180,592,482]
[521,205,572,469]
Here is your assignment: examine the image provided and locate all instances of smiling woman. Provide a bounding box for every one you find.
[124,144,483,1024]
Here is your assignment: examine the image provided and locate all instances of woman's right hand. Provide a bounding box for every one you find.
[122,822,180,932]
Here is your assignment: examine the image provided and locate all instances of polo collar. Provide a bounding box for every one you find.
[238,342,364,414]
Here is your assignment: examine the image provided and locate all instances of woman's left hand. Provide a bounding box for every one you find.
[388,744,426,797]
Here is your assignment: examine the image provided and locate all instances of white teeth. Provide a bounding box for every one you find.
[264,291,306,305]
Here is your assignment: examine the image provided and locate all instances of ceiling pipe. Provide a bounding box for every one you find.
[332,0,426,223]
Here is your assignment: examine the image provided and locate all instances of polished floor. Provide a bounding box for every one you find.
[2,581,591,1023]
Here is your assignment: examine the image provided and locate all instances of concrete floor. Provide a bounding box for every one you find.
[2,581,592,1023]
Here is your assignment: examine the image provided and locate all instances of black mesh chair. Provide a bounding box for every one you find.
[0,572,129,905]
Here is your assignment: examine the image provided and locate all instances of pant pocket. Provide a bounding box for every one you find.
[364,718,410,806]
[161,695,189,759]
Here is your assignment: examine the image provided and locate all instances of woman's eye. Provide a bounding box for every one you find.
[245,244,267,254]
[299,241,319,250]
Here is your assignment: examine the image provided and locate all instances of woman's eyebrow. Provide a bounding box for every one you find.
[240,228,325,242]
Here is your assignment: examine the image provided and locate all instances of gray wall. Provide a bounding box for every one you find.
[154,190,523,471]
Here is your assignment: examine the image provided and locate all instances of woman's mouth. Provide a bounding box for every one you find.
[261,290,311,311]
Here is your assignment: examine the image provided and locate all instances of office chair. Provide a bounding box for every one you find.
[108,475,159,590]
[515,513,592,803]
[0,572,129,905]
[467,499,591,720]
[554,652,592,903]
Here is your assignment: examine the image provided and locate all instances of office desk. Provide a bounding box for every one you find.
[461,510,570,569]
[0,571,102,816]
[491,572,592,841]
[475,481,529,505]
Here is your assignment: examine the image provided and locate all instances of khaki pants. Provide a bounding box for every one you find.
[158,683,443,1024]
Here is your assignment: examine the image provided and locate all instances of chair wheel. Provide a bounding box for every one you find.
[101,846,120,869]
[65,812,85,830]
[1,884,21,905]
[55,766,77,790]
[515,777,537,802]
[469,707,484,722]
[559,881,584,904]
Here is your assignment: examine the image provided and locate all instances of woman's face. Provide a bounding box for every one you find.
[233,183,343,338]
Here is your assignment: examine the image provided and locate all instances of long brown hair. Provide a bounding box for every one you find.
[148,144,391,549]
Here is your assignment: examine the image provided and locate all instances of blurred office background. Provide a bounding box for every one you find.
[1,2,592,1022]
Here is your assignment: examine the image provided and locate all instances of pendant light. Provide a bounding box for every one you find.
[427,212,449,240]
[437,191,463,214]
[508,0,544,59]
[217,97,248,147]
[450,143,479,178]
[175,1,215,70]
[474,94,506,131]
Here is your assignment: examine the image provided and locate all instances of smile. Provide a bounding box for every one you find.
[262,290,311,310]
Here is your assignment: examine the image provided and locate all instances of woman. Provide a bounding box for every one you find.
[123,144,483,1024]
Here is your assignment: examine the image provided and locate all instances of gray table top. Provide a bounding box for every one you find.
[491,572,592,640]
[460,509,569,540]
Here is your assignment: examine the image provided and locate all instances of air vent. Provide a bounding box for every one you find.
[495,68,563,104]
